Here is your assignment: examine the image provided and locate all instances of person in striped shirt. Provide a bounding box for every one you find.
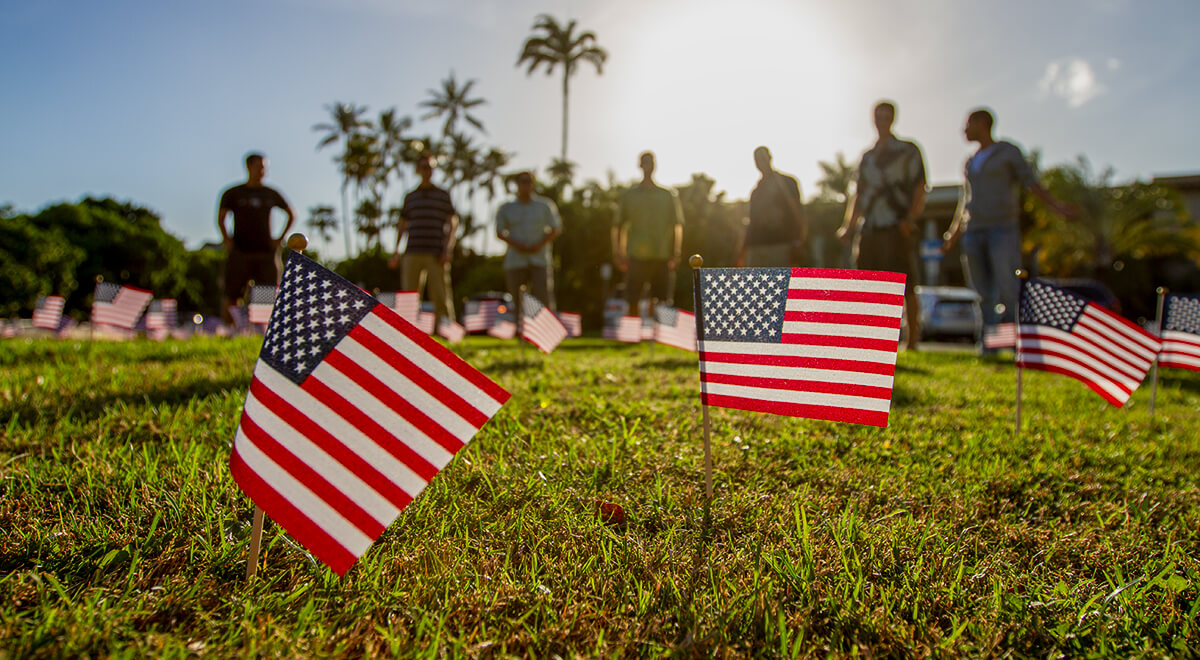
[389,153,459,325]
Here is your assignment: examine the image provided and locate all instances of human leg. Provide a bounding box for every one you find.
[988,226,1022,324]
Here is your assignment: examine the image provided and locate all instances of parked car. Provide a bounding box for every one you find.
[915,285,983,342]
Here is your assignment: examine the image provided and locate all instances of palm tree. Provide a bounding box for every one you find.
[341,133,383,254]
[306,205,339,246]
[374,108,414,195]
[419,72,486,138]
[517,14,608,163]
[546,157,577,194]
[354,196,385,248]
[313,102,372,256]
[816,152,858,204]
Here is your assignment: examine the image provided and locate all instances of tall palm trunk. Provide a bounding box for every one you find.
[561,68,569,163]
[341,184,352,257]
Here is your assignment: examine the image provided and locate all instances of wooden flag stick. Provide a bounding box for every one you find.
[244,232,307,582]
[518,284,527,365]
[1014,269,1027,439]
[1149,286,1167,419]
[245,505,265,581]
[689,255,714,511]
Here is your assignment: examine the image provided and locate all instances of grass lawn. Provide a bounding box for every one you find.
[1,336,1198,657]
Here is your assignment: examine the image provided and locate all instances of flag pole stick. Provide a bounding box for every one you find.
[245,505,265,581]
[91,275,102,342]
[689,255,714,514]
[1149,286,1167,420]
[243,232,307,582]
[1014,269,1026,439]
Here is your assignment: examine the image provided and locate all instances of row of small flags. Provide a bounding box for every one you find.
[973,280,1200,406]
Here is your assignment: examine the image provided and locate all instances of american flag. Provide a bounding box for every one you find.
[32,295,65,331]
[91,282,153,330]
[488,316,516,339]
[521,291,567,353]
[1017,279,1161,407]
[229,253,510,576]
[376,291,420,324]
[557,312,582,338]
[1155,293,1200,373]
[463,299,501,333]
[603,315,642,343]
[655,305,697,352]
[415,311,436,335]
[145,299,177,330]
[437,319,466,344]
[248,285,277,325]
[697,267,906,428]
[983,322,1017,350]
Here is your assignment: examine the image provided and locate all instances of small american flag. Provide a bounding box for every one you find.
[521,292,567,353]
[463,300,501,333]
[145,299,177,330]
[488,316,516,339]
[655,305,697,352]
[415,311,436,335]
[983,322,1017,350]
[33,295,66,331]
[641,316,656,341]
[603,315,642,343]
[248,286,277,326]
[230,253,510,576]
[557,312,582,338]
[1018,279,1161,407]
[376,291,421,324]
[698,267,906,428]
[1155,293,1200,373]
[92,282,153,330]
[437,319,466,344]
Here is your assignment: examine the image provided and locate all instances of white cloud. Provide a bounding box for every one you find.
[1038,57,1105,108]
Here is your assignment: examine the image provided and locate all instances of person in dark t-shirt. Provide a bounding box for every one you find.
[739,146,807,267]
[388,153,458,324]
[217,152,295,324]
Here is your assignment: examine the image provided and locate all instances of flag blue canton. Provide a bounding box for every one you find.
[1164,294,1200,334]
[376,292,397,308]
[699,268,790,343]
[1020,280,1086,331]
[655,305,678,325]
[260,254,377,385]
[94,281,121,303]
[250,285,277,305]
[521,291,546,318]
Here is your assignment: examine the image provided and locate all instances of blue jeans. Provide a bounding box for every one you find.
[961,226,1021,328]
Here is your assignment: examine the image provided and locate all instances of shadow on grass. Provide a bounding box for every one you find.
[480,359,546,375]
[1,375,250,427]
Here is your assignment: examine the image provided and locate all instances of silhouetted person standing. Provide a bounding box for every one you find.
[740,146,807,267]
[942,108,1073,349]
[839,101,927,350]
[389,153,458,325]
[497,170,562,318]
[613,151,684,317]
[217,152,295,324]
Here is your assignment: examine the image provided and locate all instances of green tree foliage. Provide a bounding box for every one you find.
[1028,157,1200,318]
[313,102,372,256]
[26,198,191,317]
[0,211,84,317]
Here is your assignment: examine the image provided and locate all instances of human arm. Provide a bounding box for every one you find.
[668,192,684,270]
[612,198,628,271]
[899,183,927,239]
[940,190,967,254]
[217,206,232,250]
[442,214,458,264]
[788,178,807,261]
[1029,183,1075,218]
[273,201,296,249]
[389,198,409,268]
[836,191,861,245]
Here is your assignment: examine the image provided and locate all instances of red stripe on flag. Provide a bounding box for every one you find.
[702,392,890,427]
[700,371,894,400]
[373,309,510,405]
[1017,359,1126,408]
[700,351,896,376]
[248,378,414,509]
[780,333,900,352]
[300,375,439,482]
[238,413,385,538]
[348,325,489,429]
[322,348,466,456]
[791,267,906,283]
[787,289,905,306]
[229,451,357,576]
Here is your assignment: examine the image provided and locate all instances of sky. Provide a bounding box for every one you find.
[3,0,1199,258]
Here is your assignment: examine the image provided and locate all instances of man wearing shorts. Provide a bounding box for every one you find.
[612,151,684,319]
[217,152,295,324]
[838,101,927,349]
[389,153,458,325]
